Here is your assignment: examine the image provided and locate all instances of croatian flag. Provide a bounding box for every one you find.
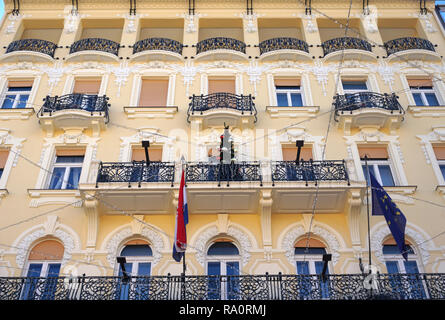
[173,169,188,262]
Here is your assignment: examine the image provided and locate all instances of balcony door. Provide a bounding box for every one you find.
[206,241,240,300]
[117,241,153,300]
[294,238,330,299]
[22,240,64,300]
[208,79,236,95]
[130,147,163,182]
[72,78,101,111]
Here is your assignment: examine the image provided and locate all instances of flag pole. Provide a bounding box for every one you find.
[181,155,187,276]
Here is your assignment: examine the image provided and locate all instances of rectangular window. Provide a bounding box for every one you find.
[1,80,33,109]
[433,144,445,181]
[208,79,236,95]
[408,79,439,106]
[359,145,396,187]
[138,79,169,106]
[72,79,101,95]
[275,79,303,107]
[0,149,9,179]
[48,149,84,190]
[282,145,313,161]
[342,79,368,94]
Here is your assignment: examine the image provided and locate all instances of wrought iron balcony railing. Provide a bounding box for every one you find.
[132,38,183,55]
[333,92,404,119]
[271,160,350,186]
[5,39,58,57]
[1,273,444,300]
[384,37,436,56]
[187,93,257,122]
[39,94,110,122]
[96,161,176,187]
[321,37,372,56]
[259,37,309,55]
[185,162,262,186]
[196,37,246,55]
[69,38,120,56]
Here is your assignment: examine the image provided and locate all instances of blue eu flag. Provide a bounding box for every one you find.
[369,172,408,260]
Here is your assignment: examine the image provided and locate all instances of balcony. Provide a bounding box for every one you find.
[37,94,110,136]
[185,162,262,214]
[88,161,176,215]
[1,273,444,300]
[131,38,183,62]
[258,37,311,61]
[187,93,257,129]
[195,37,247,61]
[383,37,440,61]
[2,39,57,62]
[67,38,120,62]
[270,160,352,214]
[321,37,375,61]
[333,92,405,134]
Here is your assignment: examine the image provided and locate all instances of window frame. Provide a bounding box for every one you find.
[275,85,304,107]
[362,159,397,187]
[117,243,153,277]
[410,85,440,106]
[47,155,85,190]
[0,84,32,109]
[341,79,369,95]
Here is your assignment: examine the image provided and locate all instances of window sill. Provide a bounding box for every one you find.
[266,106,320,118]
[0,108,35,120]
[124,106,178,119]
[407,105,445,117]
[378,185,417,205]
[0,189,8,202]
[27,189,83,208]
[436,185,445,196]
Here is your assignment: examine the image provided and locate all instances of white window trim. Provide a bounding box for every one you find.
[62,70,109,96]
[0,85,32,109]
[361,159,398,186]
[344,129,408,186]
[24,260,62,277]
[275,85,304,107]
[400,72,445,106]
[206,254,241,300]
[0,74,41,110]
[201,71,242,96]
[383,253,421,274]
[130,71,177,107]
[294,254,330,275]
[266,71,313,107]
[0,129,25,191]
[410,86,440,106]
[417,126,445,186]
[335,70,379,95]
[47,155,84,190]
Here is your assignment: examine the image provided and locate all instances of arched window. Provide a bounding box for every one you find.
[206,240,240,300]
[382,237,426,299]
[118,240,153,277]
[23,239,64,300]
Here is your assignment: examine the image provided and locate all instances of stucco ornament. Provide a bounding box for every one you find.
[370,224,431,265]
[360,6,379,33]
[281,225,341,266]
[193,225,252,267]
[296,13,318,33]
[105,226,165,268]
[15,224,77,268]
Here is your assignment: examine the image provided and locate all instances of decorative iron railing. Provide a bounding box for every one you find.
[259,37,309,55]
[39,94,110,122]
[1,273,444,300]
[5,39,58,57]
[132,37,183,55]
[196,37,246,55]
[271,160,350,186]
[185,162,262,186]
[96,161,176,187]
[69,38,120,56]
[333,92,404,119]
[187,93,257,122]
[321,37,372,56]
[384,37,436,56]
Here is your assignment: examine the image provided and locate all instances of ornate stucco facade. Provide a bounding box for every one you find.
[0,0,444,291]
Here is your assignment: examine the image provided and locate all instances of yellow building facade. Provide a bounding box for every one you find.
[0,0,445,300]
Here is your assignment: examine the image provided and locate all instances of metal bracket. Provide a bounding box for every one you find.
[305,0,312,15]
[130,0,136,15]
[71,0,78,15]
[12,0,20,15]
[188,0,195,15]
[420,0,427,15]
[363,0,369,15]
[246,0,253,15]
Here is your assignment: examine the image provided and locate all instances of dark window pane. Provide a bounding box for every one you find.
[440,164,445,180]
[49,167,66,190]
[385,261,399,273]
[378,165,395,186]
[290,93,303,106]
[8,86,32,92]
[276,93,289,106]
[425,93,439,106]
[16,95,29,108]
[383,244,414,255]
[294,247,327,255]
[55,156,84,163]
[207,242,239,256]
[138,263,151,276]
[276,86,300,90]
[121,245,153,257]
[412,93,424,106]
[342,81,367,90]
[1,95,16,109]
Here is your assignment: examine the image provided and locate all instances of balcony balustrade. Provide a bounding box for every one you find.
[258,37,311,61]
[196,37,246,55]
[271,160,350,186]
[1,273,444,300]
[383,37,440,61]
[69,38,120,56]
[96,161,176,187]
[132,37,183,55]
[321,37,372,56]
[39,94,110,121]
[5,39,57,58]
[185,162,262,186]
